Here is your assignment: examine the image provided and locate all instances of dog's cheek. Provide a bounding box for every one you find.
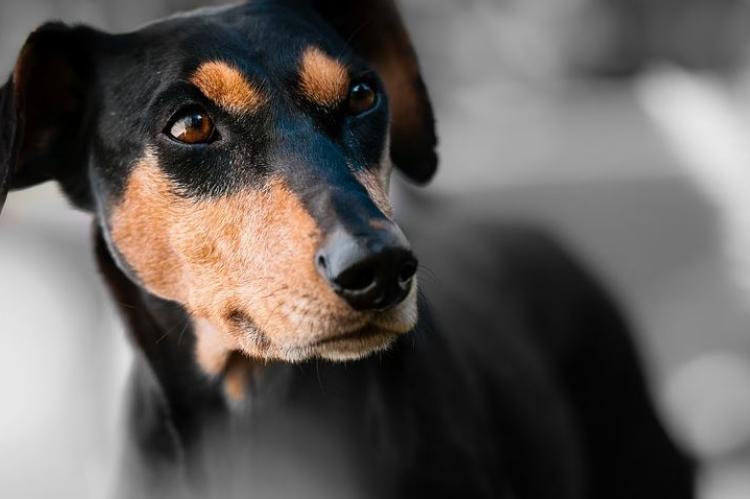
[179,181,350,350]
[109,156,188,302]
[109,152,361,359]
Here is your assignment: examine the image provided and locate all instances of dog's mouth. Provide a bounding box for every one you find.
[204,281,419,363]
[309,324,401,361]
[305,284,419,361]
[314,324,392,346]
[228,309,413,363]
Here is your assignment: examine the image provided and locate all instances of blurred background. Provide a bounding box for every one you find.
[3,0,750,497]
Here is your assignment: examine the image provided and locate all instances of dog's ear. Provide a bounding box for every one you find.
[308,1,438,184]
[0,23,99,214]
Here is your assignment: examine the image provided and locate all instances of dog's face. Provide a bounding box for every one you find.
[0,1,437,363]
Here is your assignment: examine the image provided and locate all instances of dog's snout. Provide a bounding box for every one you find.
[316,229,417,311]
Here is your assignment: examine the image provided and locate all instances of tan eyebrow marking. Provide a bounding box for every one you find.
[190,61,265,113]
[299,46,350,107]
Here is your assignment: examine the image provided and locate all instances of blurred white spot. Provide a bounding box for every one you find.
[665,352,750,459]
[637,67,750,305]
[700,460,750,499]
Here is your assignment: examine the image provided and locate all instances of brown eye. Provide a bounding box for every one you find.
[347,82,377,115]
[167,111,216,144]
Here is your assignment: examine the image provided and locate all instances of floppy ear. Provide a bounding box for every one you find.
[0,22,98,214]
[308,1,438,184]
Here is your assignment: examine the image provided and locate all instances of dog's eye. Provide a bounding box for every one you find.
[166,110,216,144]
[347,81,377,115]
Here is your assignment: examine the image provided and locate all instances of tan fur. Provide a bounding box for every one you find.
[194,320,261,401]
[299,46,350,107]
[191,61,265,114]
[355,170,393,219]
[194,318,233,375]
[222,353,261,402]
[111,151,417,363]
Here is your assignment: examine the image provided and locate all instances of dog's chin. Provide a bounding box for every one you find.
[265,325,406,364]
[313,326,400,362]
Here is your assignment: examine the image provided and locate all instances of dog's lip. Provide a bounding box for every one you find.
[313,324,396,346]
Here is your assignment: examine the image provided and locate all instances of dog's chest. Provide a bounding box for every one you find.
[187,354,510,499]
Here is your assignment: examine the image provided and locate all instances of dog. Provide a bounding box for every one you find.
[0,1,694,498]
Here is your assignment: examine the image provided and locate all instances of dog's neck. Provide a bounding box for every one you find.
[93,227,270,444]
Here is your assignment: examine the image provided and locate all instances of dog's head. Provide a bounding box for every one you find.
[0,1,437,362]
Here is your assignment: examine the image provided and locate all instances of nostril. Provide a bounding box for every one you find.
[335,261,378,292]
[398,257,418,285]
[316,229,415,311]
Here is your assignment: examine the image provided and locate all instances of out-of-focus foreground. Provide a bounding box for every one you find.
[3,1,750,497]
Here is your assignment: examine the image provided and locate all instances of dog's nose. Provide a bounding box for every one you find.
[316,230,417,311]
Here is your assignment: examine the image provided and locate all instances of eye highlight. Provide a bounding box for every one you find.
[166,109,216,144]
[347,81,377,115]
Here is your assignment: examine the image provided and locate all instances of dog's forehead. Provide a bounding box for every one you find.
[133,3,351,76]
[106,3,362,116]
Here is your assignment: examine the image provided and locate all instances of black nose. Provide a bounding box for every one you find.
[316,230,418,311]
